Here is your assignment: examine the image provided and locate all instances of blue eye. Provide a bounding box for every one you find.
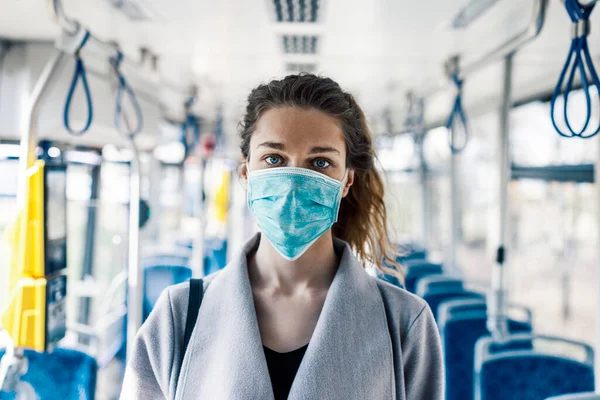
[266,155,281,165]
[313,159,330,169]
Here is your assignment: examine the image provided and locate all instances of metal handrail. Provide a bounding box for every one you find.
[48,0,193,96]
[419,0,549,98]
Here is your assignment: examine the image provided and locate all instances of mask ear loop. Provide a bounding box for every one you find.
[334,169,350,223]
[340,169,350,193]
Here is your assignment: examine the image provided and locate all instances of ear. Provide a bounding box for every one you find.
[239,158,249,188]
[239,161,248,180]
[342,169,355,198]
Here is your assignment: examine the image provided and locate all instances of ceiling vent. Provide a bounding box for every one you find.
[271,0,321,23]
[286,63,317,73]
[282,35,318,54]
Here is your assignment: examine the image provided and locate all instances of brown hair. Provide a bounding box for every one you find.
[239,73,403,281]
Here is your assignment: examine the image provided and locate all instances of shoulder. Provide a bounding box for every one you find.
[374,277,431,337]
[164,270,222,313]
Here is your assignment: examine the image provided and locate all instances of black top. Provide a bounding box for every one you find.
[263,344,309,400]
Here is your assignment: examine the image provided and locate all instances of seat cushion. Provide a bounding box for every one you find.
[480,356,594,400]
[0,348,97,400]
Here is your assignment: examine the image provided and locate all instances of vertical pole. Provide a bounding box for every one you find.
[450,150,460,272]
[2,49,66,391]
[126,142,142,360]
[17,50,66,208]
[192,158,207,278]
[418,141,431,250]
[414,96,431,250]
[147,155,162,243]
[78,163,101,338]
[487,52,514,339]
[595,134,600,393]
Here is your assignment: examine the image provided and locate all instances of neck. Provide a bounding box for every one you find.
[249,232,339,293]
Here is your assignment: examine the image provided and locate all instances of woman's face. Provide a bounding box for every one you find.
[244,107,354,195]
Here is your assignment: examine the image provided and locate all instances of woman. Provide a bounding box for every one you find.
[121,74,443,400]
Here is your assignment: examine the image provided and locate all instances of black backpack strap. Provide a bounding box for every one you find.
[182,278,204,360]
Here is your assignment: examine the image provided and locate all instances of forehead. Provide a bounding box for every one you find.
[251,107,345,151]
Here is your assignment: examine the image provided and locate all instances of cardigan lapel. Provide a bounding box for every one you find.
[176,234,395,400]
[288,238,396,399]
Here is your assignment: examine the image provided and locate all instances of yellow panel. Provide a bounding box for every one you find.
[23,160,46,278]
[1,277,47,351]
[1,160,47,351]
[214,170,231,223]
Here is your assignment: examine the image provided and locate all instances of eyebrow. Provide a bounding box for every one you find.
[309,146,340,155]
[257,141,285,150]
[256,142,341,155]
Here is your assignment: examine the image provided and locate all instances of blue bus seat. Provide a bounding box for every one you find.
[376,270,405,289]
[0,348,97,400]
[395,242,427,263]
[416,275,465,294]
[204,238,228,275]
[403,260,443,293]
[438,299,533,400]
[172,238,228,275]
[475,334,594,400]
[378,245,422,288]
[142,258,192,321]
[416,275,484,320]
[142,254,190,269]
[546,394,600,400]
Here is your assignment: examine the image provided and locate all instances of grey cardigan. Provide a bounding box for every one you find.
[120,234,444,399]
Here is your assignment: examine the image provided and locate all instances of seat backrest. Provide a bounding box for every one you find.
[204,238,228,274]
[416,275,465,296]
[0,348,97,400]
[397,250,427,264]
[438,298,533,329]
[396,242,426,263]
[424,291,484,321]
[403,261,443,293]
[143,264,192,321]
[439,299,533,400]
[377,270,404,289]
[142,254,190,269]
[475,334,595,400]
[416,275,484,320]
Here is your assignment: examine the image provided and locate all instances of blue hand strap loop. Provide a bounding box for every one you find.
[184,95,196,110]
[111,50,143,136]
[63,30,94,136]
[550,0,599,139]
[446,73,469,154]
[182,113,201,155]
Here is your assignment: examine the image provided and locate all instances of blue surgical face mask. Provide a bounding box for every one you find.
[247,167,348,261]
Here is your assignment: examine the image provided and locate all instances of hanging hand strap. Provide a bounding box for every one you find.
[111,50,143,136]
[63,30,93,136]
[446,73,469,153]
[550,0,599,139]
[182,113,201,157]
